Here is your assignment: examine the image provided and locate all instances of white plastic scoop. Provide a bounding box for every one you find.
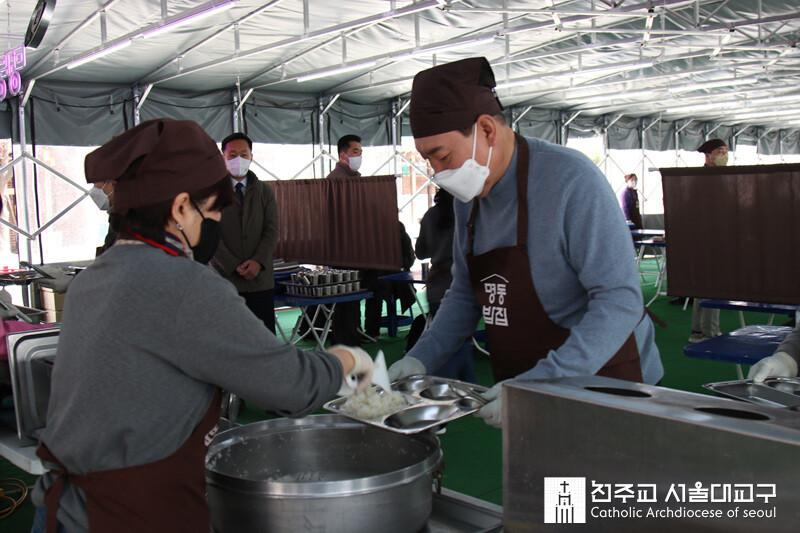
[372,350,392,391]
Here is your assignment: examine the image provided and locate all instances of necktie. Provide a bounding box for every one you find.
[235,182,245,204]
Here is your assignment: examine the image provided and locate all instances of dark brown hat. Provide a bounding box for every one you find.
[85,118,227,212]
[409,57,503,138]
[697,138,727,153]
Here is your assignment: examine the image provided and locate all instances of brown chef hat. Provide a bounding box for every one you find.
[409,57,503,138]
[85,118,227,213]
[697,138,727,154]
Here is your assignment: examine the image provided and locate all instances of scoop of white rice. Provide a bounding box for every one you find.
[341,388,408,420]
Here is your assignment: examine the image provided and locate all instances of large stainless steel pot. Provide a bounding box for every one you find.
[205,414,442,533]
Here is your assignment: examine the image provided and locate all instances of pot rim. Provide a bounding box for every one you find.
[205,414,442,497]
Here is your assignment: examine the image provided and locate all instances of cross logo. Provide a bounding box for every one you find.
[544,477,586,524]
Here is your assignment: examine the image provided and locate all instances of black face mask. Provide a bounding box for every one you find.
[181,200,221,264]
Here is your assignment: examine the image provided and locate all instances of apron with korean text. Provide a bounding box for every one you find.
[36,232,223,533]
[466,134,643,383]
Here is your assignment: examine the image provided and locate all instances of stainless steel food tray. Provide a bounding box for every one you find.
[7,327,61,446]
[279,281,363,297]
[324,375,488,434]
[703,378,800,409]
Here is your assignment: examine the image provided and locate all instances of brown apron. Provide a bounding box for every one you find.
[37,389,222,533]
[466,133,643,383]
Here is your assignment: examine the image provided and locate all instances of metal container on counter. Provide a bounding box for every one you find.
[504,376,800,531]
[205,414,442,533]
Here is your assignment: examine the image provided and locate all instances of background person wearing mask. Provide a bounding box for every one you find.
[699,138,729,167]
[388,57,663,429]
[620,173,642,229]
[31,119,373,533]
[687,138,728,343]
[326,134,362,179]
[313,133,366,345]
[37,180,118,293]
[89,179,117,256]
[211,132,279,333]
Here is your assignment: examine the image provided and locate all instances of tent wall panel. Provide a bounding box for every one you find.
[26,82,131,146]
[781,131,800,155]
[3,80,798,159]
[514,108,559,143]
[662,164,800,304]
[326,100,392,149]
[242,92,317,145]
[643,121,676,152]
[735,126,759,148]
[140,88,232,141]
[270,175,402,270]
[565,115,601,139]
[606,116,640,149]
[758,130,782,156]
[675,121,705,153]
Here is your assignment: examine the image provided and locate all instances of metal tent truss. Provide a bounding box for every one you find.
[3,0,800,278]
[12,1,800,130]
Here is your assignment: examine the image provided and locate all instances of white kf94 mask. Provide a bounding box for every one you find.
[226,156,251,178]
[431,123,493,202]
[347,155,362,172]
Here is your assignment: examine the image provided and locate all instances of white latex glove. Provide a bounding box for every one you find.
[748,352,798,383]
[387,356,427,382]
[36,266,74,293]
[331,345,374,396]
[475,381,506,429]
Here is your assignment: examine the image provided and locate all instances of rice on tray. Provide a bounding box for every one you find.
[341,389,408,420]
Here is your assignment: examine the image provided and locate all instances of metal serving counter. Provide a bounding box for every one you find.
[425,488,503,532]
[0,424,45,474]
[503,376,800,531]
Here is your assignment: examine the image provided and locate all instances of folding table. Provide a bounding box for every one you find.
[274,291,373,350]
[684,325,793,380]
[699,299,798,328]
[633,238,666,307]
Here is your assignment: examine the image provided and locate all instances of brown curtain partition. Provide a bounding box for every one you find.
[269,175,402,270]
[662,163,800,305]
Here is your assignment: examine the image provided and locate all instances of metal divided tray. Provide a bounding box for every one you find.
[324,375,489,434]
[703,378,800,409]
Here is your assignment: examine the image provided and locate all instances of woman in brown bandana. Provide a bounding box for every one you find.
[30,119,373,533]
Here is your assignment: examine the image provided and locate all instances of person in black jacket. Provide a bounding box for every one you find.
[407,189,477,382]
[362,222,417,339]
